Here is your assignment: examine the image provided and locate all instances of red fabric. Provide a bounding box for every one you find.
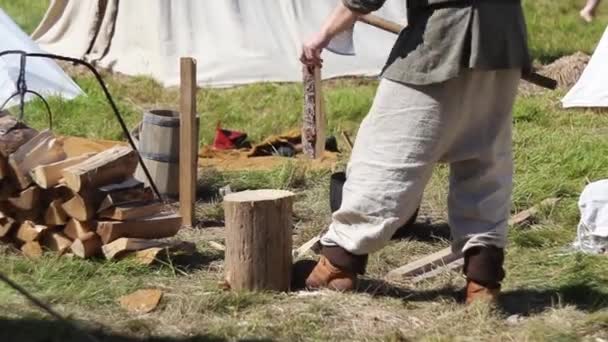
[213,123,248,150]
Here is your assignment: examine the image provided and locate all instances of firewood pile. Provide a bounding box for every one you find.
[0,115,186,262]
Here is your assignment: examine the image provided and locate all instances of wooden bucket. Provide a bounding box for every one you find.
[135,109,198,198]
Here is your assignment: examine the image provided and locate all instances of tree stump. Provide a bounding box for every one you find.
[224,190,295,292]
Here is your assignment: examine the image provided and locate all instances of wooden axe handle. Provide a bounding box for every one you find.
[358,14,557,90]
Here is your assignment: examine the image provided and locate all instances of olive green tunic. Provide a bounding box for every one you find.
[343,0,531,84]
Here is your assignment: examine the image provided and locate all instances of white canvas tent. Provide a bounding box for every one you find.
[32,0,407,87]
[562,26,608,108]
[0,8,82,108]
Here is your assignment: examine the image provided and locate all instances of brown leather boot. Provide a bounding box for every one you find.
[305,256,357,291]
[466,280,500,305]
[463,246,505,305]
[305,246,367,291]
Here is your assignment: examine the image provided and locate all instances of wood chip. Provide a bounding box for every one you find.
[118,289,162,314]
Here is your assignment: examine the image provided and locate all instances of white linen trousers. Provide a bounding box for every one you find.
[321,69,521,255]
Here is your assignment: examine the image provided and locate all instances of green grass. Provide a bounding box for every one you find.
[0,0,48,34]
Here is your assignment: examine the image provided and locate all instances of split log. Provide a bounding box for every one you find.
[0,115,38,158]
[62,193,101,221]
[61,146,138,192]
[96,213,182,244]
[30,153,95,189]
[9,130,66,189]
[224,189,294,292]
[0,216,16,237]
[134,242,196,265]
[41,231,72,254]
[63,219,96,240]
[14,208,41,223]
[15,221,48,243]
[96,178,149,212]
[7,186,40,211]
[102,238,168,260]
[70,235,102,258]
[302,66,326,159]
[44,200,69,226]
[99,201,163,221]
[21,241,43,258]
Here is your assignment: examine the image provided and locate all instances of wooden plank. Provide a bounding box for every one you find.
[70,235,102,258]
[410,259,465,284]
[96,213,182,244]
[7,186,40,211]
[15,221,48,243]
[385,247,462,281]
[293,234,321,260]
[98,200,163,221]
[102,238,168,260]
[508,198,560,226]
[9,131,66,189]
[30,153,95,189]
[62,193,100,221]
[180,57,198,228]
[21,241,43,259]
[41,231,72,254]
[302,66,326,159]
[61,146,138,192]
[63,219,96,240]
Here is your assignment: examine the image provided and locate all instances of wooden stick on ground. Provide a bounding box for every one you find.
[302,66,326,159]
[384,197,561,281]
[180,57,198,228]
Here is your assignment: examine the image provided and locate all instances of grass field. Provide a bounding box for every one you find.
[1,1,608,341]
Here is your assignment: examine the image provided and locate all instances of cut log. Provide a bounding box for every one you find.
[41,231,72,254]
[63,219,96,240]
[21,241,43,259]
[44,200,69,226]
[15,221,48,243]
[70,235,102,258]
[7,186,40,211]
[30,153,95,189]
[0,216,17,237]
[9,130,66,189]
[102,238,168,260]
[96,213,182,244]
[98,201,163,221]
[14,208,41,223]
[61,146,138,192]
[385,247,462,281]
[62,193,101,221]
[302,66,326,159]
[224,189,294,292]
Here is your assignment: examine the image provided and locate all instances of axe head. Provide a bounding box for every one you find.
[326,26,356,56]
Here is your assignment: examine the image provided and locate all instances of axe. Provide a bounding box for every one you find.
[327,14,558,90]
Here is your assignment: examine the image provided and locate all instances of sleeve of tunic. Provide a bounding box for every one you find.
[341,0,387,13]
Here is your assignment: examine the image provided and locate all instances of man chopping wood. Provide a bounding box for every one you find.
[300,0,530,304]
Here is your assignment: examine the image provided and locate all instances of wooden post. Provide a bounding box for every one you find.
[180,57,198,228]
[302,66,326,159]
[224,190,295,292]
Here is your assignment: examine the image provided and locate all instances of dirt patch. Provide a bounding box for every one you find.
[198,146,339,172]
